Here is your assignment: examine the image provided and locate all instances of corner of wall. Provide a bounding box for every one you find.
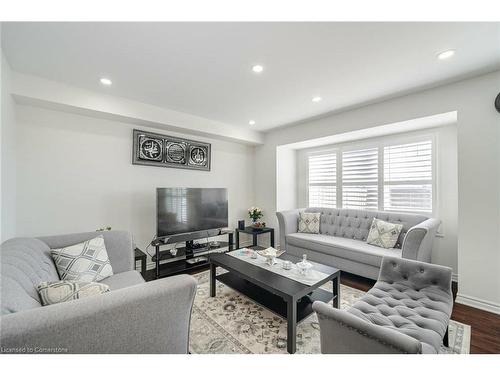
[1,47,17,241]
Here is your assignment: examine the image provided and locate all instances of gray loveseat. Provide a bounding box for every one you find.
[277,208,440,279]
[313,256,453,354]
[0,230,197,354]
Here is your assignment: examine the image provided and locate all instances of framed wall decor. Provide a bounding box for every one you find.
[132,129,211,171]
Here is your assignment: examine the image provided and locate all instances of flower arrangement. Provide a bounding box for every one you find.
[248,206,264,224]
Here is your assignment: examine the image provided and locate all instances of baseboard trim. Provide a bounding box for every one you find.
[455,293,500,315]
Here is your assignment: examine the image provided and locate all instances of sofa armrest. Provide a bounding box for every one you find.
[402,218,440,262]
[276,209,301,252]
[312,301,422,354]
[0,275,197,354]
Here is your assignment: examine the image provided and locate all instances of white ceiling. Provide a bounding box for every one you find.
[2,22,500,131]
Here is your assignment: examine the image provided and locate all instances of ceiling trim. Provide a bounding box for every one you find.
[10,72,264,145]
[281,111,457,150]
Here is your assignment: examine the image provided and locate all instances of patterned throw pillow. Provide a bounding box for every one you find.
[298,212,321,234]
[366,218,403,249]
[37,281,109,306]
[50,235,114,282]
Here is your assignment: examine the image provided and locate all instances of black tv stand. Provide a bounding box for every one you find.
[185,240,206,254]
[152,230,234,280]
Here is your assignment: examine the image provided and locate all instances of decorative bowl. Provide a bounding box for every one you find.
[264,255,276,266]
[252,222,266,228]
[257,247,278,266]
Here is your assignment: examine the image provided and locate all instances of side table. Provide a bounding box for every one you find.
[235,226,274,249]
[134,247,147,276]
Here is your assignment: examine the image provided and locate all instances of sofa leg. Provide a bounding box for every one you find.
[443,327,449,347]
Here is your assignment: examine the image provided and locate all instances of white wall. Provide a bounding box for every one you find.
[255,70,500,313]
[13,105,255,267]
[276,146,297,212]
[294,126,459,276]
[1,50,17,241]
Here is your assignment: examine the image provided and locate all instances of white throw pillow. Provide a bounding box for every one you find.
[50,235,114,282]
[298,212,321,234]
[366,218,403,249]
[37,280,109,306]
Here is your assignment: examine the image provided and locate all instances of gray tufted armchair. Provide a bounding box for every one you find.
[313,256,453,354]
[0,231,197,353]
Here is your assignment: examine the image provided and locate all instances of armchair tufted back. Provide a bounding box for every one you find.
[378,256,452,293]
[1,231,133,316]
[0,238,60,315]
[304,207,428,248]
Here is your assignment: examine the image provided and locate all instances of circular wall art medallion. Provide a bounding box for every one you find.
[139,138,163,161]
[166,142,186,164]
[190,146,206,165]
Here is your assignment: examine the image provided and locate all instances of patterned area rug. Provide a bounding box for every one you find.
[189,270,471,354]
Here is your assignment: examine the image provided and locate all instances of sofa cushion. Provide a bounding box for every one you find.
[1,238,60,315]
[347,280,453,353]
[298,212,321,234]
[101,270,145,291]
[366,218,403,249]
[286,233,402,267]
[37,280,110,306]
[50,235,114,282]
[38,230,133,275]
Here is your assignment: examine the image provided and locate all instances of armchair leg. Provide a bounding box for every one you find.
[443,327,449,347]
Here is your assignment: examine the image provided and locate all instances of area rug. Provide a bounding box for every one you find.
[189,270,471,354]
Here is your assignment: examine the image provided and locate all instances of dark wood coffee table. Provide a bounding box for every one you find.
[209,252,340,354]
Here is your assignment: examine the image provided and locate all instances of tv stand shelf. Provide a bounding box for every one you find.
[151,241,231,263]
[155,256,217,279]
[151,231,234,279]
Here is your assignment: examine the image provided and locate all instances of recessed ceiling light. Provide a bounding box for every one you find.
[437,50,455,60]
[100,77,112,86]
[249,120,256,125]
[312,96,322,103]
[252,65,264,73]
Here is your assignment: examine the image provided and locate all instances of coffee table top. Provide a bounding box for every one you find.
[209,252,340,299]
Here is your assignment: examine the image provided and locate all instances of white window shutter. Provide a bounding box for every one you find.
[383,140,433,213]
[308,152,336,208]
[342,148,378,210]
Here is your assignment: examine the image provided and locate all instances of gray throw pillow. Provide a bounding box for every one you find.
[366,218,403,249]
[50,235,114,282]
[37,281,109,306]
[298,212,321,234]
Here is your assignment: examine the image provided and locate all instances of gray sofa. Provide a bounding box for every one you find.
[0,230,197,354]
[313,256,453,354]
[277,208,440,279]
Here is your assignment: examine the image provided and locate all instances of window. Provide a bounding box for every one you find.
[307,137,433,214]
[308,152,336,208]
[342,147,378,210]
[384,141,432,213]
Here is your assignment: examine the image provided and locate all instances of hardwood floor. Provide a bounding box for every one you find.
[340,272,500,354]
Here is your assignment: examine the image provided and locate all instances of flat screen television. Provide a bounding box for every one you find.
[156,187,228,237]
